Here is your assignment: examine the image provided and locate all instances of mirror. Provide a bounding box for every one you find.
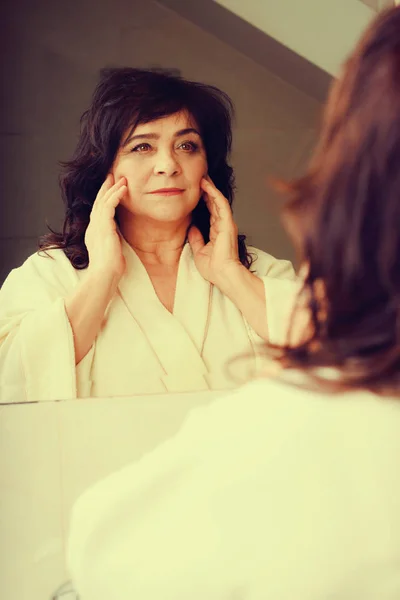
[0,0,329,403]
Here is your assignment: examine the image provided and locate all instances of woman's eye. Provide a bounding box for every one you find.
[131,143,151,153]
[179,141,198,152]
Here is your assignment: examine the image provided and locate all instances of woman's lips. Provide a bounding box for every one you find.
[149,188,185,196]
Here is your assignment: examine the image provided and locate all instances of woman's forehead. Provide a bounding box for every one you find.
[127,111,200,137]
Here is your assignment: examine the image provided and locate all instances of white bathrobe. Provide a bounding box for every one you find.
[67,376,400,600]
[0,240,296,401]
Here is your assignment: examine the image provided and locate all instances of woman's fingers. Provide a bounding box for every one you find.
[201,177,235,237]
[89,176,127,229]
[92,177,126,216]
[105,182,127,207]
[102,176,126,204]
[94,175,126,206]
[99,185,127,228]
[201,178,231,219]
[95,173,115,204]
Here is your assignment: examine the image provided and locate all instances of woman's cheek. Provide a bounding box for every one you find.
[201,155,208,176]
[112,166,126,182]
[111,153,132,182]
[196,158,208,183]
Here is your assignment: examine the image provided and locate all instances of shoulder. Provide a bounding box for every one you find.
[184,370,399,436]
[178,378,400,488]
[23,247,73,270]
[20,248,76,281]
[175,378,297,453]
[1,248,79,301]
[247,246,296,279]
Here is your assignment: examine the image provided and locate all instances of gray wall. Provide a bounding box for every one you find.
[1,0,322,284]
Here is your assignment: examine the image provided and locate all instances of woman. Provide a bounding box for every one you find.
[0,68,295,401]
[67,7,400,600]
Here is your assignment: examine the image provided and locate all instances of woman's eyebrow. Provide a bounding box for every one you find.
[123,128,201,147]
[123,132,159,146]
[174,128,201,137]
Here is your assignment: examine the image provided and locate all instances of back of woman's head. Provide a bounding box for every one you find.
[281,6,400,390]
[40,68,251,268]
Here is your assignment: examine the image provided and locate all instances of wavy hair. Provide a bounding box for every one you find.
[276,6,400,392]
[39,68,253,268]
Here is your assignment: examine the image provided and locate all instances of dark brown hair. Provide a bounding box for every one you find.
[39,68,253,268]
[277,6,400,392]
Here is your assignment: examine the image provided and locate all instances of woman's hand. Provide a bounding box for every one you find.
[85,174,127,281]
[66,175,127,364]
[188,177,242,288]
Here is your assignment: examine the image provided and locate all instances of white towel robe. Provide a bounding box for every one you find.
[0,240,296,401]
[67,377,400,600]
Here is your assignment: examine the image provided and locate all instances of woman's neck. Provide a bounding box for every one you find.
[118,216,190,267]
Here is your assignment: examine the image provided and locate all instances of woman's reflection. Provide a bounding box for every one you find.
[0,68,296,401]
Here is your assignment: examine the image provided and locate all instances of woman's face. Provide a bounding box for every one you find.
[112,111,208,224]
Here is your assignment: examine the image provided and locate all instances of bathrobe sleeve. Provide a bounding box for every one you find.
[250,247,300,345]
[0,250,79,402]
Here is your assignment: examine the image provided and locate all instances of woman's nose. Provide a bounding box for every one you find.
[154,151,181,176]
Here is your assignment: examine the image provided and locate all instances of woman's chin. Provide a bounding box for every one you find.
[143,202,196,223]
[119,197,197,225]
[152,210,192,224]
